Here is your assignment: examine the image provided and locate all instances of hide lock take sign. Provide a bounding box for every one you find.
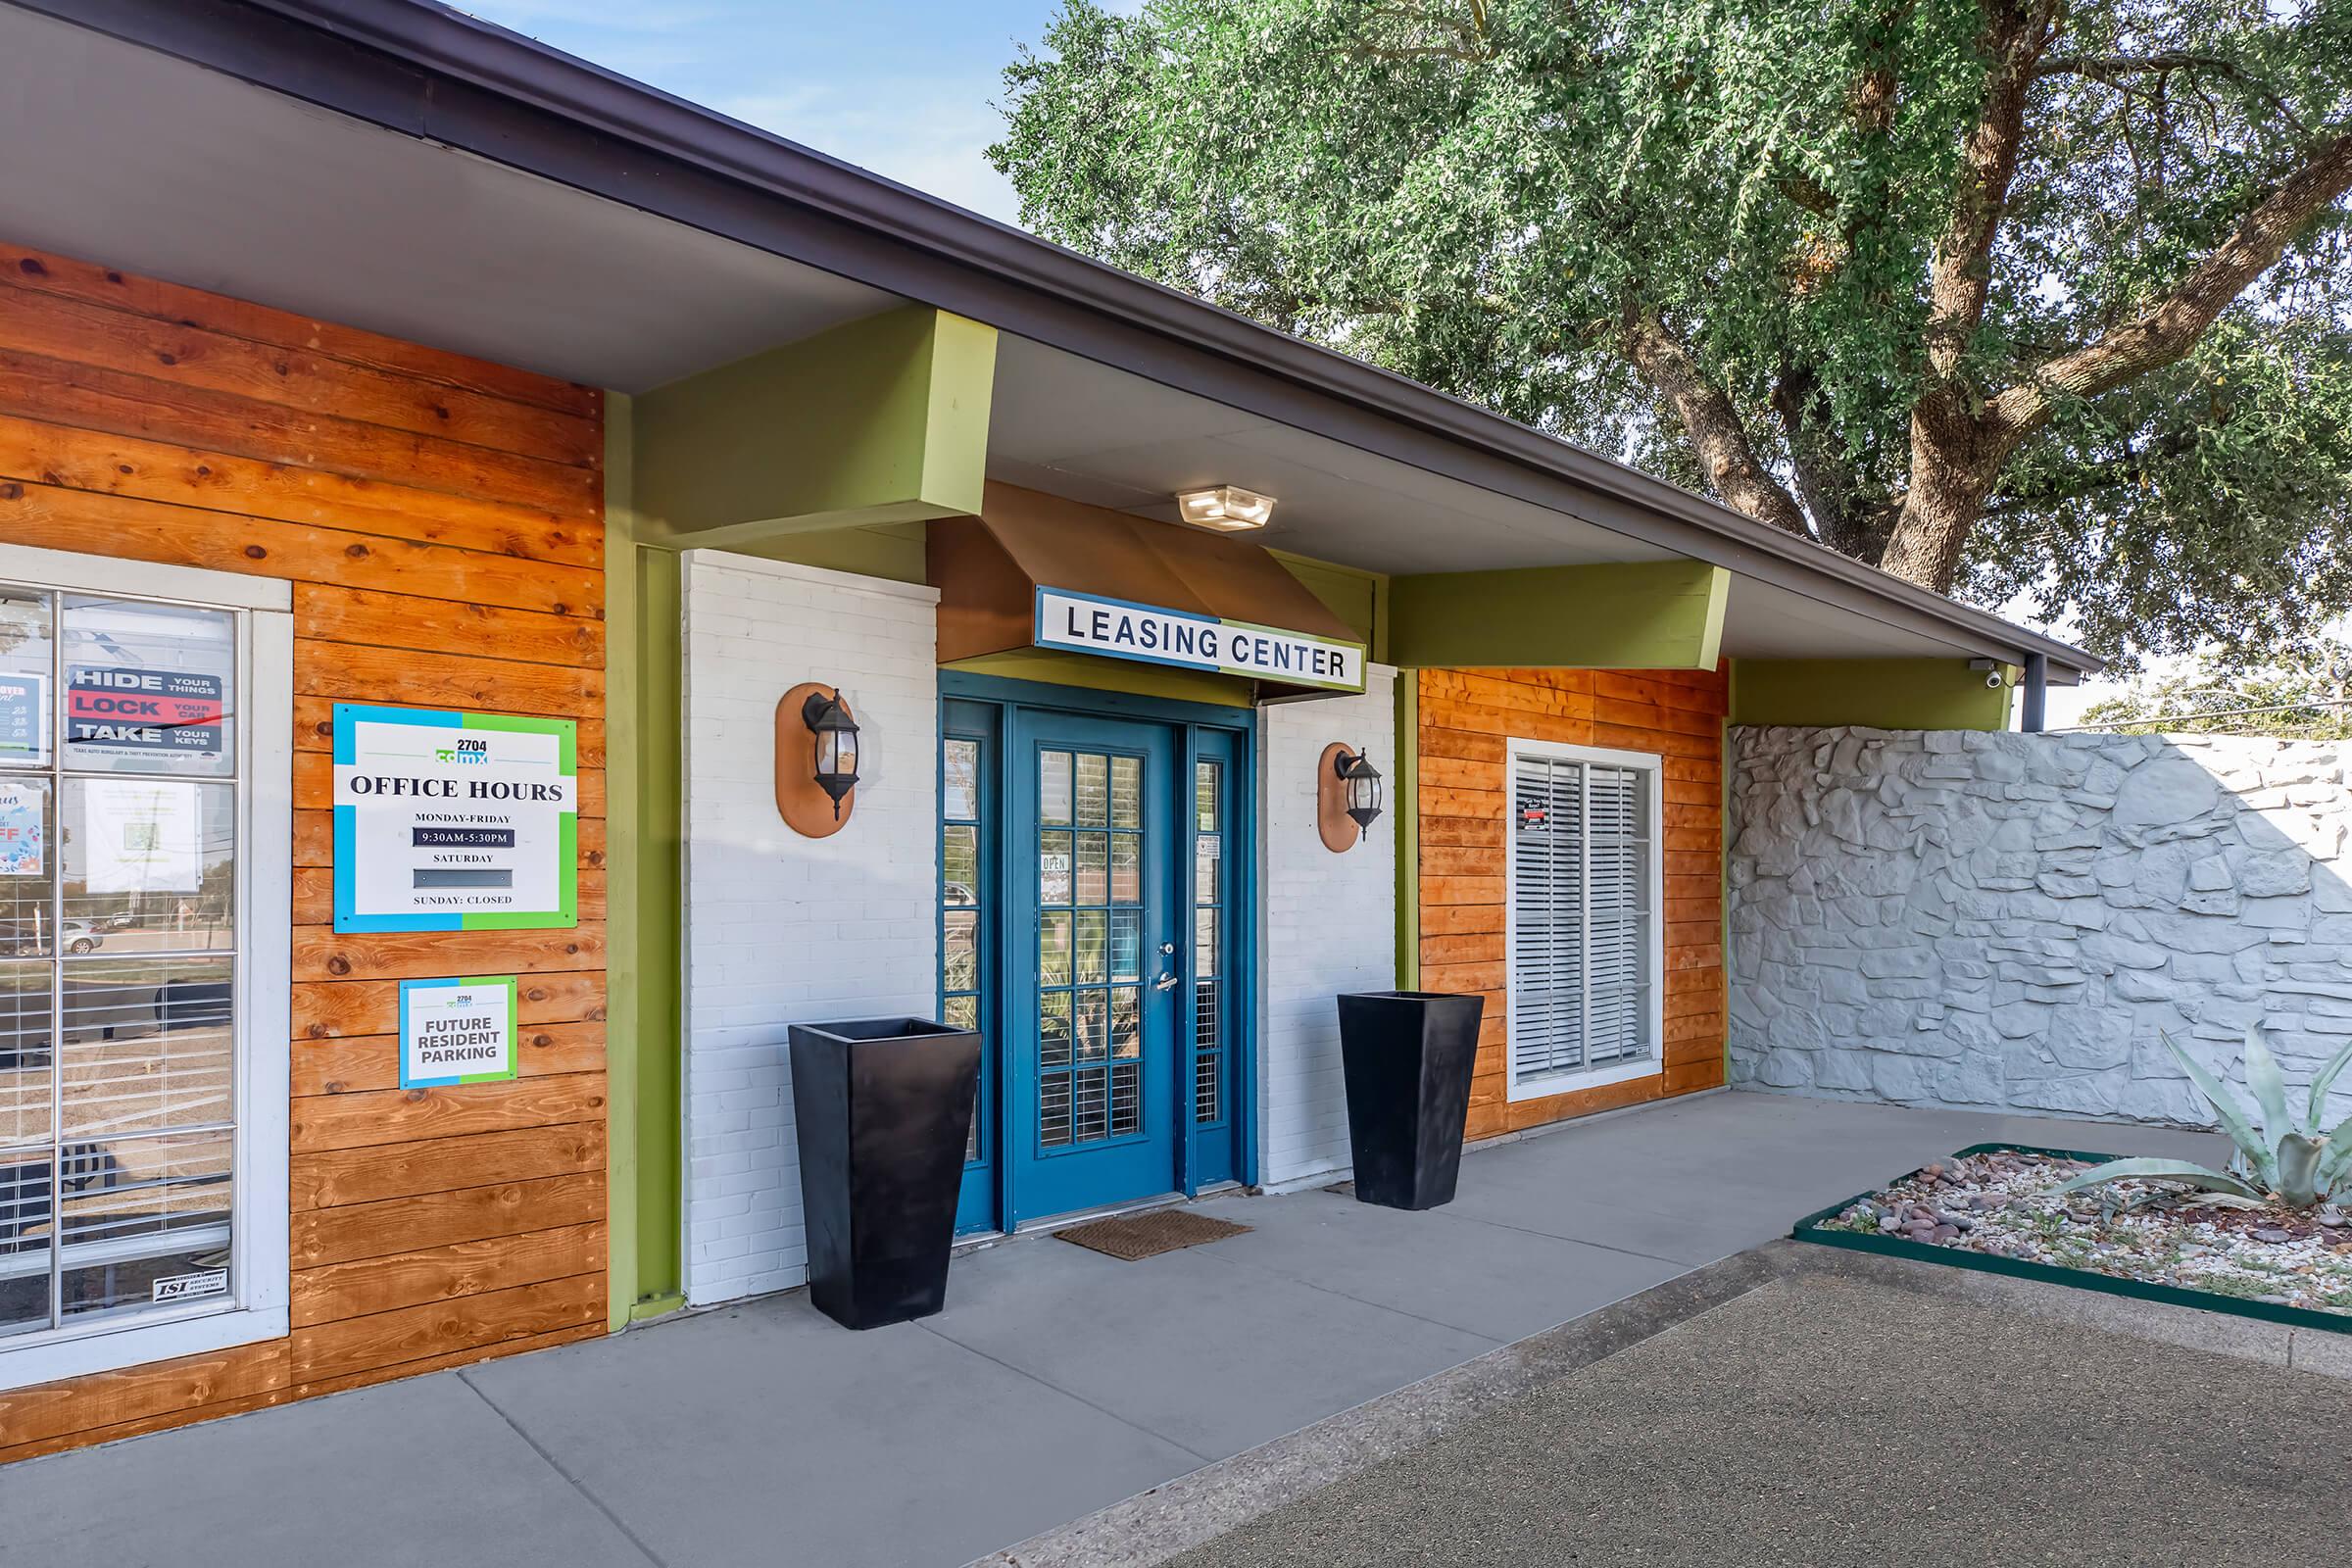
[68,665,224,758]
[399,976,518,1089]
[331,704,577,932]
[1032,587,1366,693]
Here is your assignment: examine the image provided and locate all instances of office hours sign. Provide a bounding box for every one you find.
[331,704,577,932]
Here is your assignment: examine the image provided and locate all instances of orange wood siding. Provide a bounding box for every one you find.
[1417,666,1728,1141]
[0,240,607,1463]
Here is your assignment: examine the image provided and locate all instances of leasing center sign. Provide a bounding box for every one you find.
[331,703,577,933]
[1034,587,1365,693]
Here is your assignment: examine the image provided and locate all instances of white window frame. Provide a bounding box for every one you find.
[0,542,291,1394]
[1503,737,1665,1102]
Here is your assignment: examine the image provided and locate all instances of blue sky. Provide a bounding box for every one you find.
[456,1,1108,223]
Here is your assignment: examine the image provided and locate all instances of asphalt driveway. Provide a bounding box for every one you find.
[1165,1269,2352,1567]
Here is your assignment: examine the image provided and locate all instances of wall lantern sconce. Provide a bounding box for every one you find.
[1317,742,1385,853]
[778,682,860,839]
[1174,484,1277,532]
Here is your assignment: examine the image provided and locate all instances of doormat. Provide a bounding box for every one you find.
[1055,1209,1251,1261]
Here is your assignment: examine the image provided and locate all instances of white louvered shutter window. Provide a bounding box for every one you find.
[1506,743,1661,1099]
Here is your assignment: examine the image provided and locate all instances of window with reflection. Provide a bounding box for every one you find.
[941,734,984,1164]
[1193,761,1225,1125]
[0,586,241,1344]
[1036,748,1145,1149]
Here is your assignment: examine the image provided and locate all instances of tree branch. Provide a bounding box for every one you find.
[1921,0,2060,382]
[1881,0,2060,593]
[1621,309,1810,537]
[1351,4,1495,64]
[1987,129,2352,444]
[1773,367,1866,547]
[2034,49,2301,129]
[2038,50,2238,81]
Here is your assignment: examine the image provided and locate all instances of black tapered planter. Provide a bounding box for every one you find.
[1337,991,1486,1210]
[789,1016,982,1330]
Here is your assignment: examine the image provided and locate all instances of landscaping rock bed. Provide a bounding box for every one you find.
[1819,1147,2352,1315]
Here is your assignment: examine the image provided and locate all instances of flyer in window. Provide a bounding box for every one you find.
[0,670,44,766]
[0,777,41,876]
[331,704,578,932]
[81,777,201,893]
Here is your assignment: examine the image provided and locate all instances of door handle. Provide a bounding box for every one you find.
[1153,972,1180,992]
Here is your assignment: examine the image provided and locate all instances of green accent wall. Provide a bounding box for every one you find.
[737,520,929,584]
[1388,560,1729,669]
[1272,550,1390,662]
[1728,658,2014,730]
[633,308,998,551]
[604,394,686,1327]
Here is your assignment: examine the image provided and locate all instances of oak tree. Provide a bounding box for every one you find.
[993,0,2352,662]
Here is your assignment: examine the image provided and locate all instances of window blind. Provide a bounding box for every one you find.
[1508,750,1656,1091]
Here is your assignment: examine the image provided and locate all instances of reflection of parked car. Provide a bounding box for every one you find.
[0,921,105,956]
[945,882,976,906]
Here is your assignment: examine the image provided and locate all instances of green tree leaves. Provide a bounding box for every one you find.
[994,0,2352,666]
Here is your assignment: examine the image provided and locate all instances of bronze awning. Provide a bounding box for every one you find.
[930,483,1368,701]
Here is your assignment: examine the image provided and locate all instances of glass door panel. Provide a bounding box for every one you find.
[1005,710,1178,1224]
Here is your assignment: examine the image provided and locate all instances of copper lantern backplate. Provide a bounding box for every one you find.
[1317,741,1360,854]
[778,680,855,838]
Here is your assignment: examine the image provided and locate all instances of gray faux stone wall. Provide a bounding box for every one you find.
[1728,726,2352,1127]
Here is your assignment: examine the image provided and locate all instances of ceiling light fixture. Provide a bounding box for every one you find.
[1174,484,1276,532]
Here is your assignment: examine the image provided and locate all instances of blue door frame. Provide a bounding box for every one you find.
[938,674,1257,1233]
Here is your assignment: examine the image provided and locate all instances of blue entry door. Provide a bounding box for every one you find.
[1005,709,1182,1224]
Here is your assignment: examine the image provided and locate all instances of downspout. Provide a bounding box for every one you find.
[2022,653,2047,733]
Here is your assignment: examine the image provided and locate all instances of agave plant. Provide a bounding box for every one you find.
[2058,1026,2352,1209]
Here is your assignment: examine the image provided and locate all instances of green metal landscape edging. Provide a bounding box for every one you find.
[1791,1142,2352,1339]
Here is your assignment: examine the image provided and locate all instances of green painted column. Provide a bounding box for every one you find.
[1395,670,1420,989]
[605,394,686,1327]
[606,311,1001,1324]
[628,546,685,1321]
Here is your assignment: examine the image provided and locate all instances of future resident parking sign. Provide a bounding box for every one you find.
[399,975,518,1089]
[331,704,577,932]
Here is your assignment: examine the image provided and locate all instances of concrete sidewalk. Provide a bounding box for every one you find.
[0,1092,2222,1568]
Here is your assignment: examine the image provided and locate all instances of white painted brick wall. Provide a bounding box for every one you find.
[1256,666,1397,1187]
[681,552,939,1305]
